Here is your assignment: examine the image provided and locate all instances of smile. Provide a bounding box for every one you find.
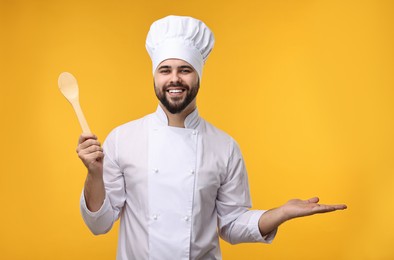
[167,89,184,93]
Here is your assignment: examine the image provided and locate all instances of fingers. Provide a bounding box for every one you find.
[299,197,347,214]
[77,134,101,151]
[78,133,98,145]
[77,139,102,152]
[76,133,104,168]
[306,196,347,211]
[307,197,320,204]
[85,150,104,162]
[79,143,103,155]
[312,203,347,214]
[330,204,347,210]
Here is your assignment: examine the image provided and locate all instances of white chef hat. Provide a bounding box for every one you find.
[146,15,215,79]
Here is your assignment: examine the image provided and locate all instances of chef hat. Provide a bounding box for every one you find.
[146,15,215,79]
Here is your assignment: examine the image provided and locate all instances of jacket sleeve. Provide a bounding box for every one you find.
[216,139,277,244]
[80,128,126,235]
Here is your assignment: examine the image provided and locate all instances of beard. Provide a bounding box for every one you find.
[154,80,200,114]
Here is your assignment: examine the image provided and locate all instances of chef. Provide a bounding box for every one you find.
[77,15,347,260]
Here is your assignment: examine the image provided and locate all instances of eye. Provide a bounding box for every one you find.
[159,69,170,74]
[180,69,192,74]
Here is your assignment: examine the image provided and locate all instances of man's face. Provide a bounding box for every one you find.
[154,59,200,114]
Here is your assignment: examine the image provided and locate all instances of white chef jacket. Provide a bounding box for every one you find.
[80,105,276,260]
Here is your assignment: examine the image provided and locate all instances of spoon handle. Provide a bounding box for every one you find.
[70,100,91,134]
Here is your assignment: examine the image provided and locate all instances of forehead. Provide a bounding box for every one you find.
[158,58,195,69]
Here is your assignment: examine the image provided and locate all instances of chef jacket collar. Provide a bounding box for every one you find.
[155,105,200,129]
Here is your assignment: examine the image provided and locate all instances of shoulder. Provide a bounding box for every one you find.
[104,112,153,144]
[200,118,234,140]
[200,118,240,154]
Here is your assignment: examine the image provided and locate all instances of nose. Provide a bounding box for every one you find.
[170,71,181,83]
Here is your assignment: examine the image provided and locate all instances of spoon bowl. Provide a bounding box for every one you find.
[58,72,79,100]
[58,72,91,133]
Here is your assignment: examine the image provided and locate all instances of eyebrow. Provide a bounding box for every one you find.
[157,65,194,70]
[157,65,171,70]
[178,65,193,70]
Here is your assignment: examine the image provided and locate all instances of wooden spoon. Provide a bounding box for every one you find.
[58,72,91,133]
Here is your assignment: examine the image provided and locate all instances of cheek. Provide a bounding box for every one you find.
[153,78,162,89]
[191,75,199,85]
[154,76,168,87]
[191,77,199,88]
[184,75,198,86]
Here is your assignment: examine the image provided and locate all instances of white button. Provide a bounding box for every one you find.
[190,170,195,175]
[153,215,158,220]
[184,216,190,221]
[153,168,159,173]
[192,131,197,135]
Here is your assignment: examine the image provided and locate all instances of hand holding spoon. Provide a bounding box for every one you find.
[58,72,91,134]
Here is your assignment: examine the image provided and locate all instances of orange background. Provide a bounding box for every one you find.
[1,0,393,259]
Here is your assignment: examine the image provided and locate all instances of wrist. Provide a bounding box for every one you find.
[277,205,292,223]
[258,207,288,236]
[87,166,103,176]
[86,170,104,184]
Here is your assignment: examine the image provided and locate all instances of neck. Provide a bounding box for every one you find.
[160,102,196,128]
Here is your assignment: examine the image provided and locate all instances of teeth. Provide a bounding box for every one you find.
[168,89,183,93]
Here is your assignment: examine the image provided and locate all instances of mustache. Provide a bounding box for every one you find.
[163,82,190,91]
